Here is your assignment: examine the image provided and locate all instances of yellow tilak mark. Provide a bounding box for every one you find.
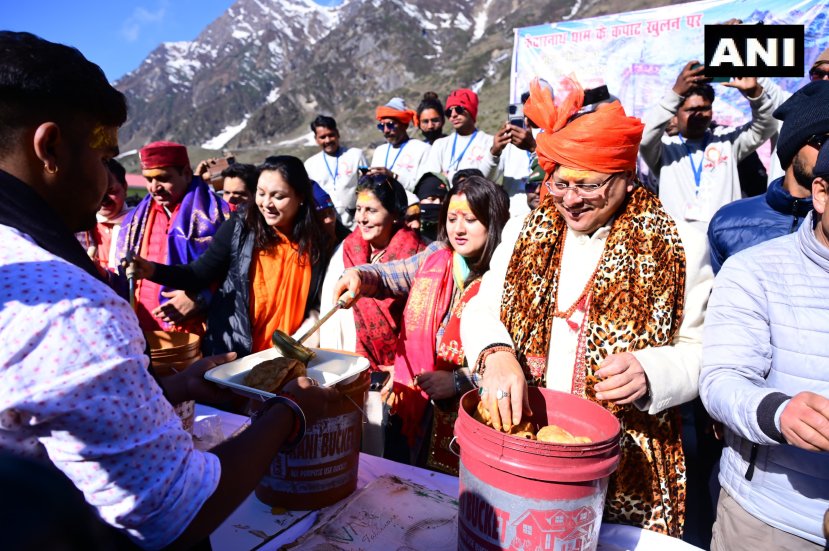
[557,167,594,181]
[447,197,471,214]
[357,190,375,203]
[90,125,118,150]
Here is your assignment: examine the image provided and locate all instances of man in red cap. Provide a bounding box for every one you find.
[423,88,500,182]
[461,79,713,539]
[117,140,229,333]
[368,97,432,191]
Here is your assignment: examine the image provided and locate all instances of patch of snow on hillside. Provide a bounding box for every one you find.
[487,51,509,76]
[278,132,316,147]
[562,0,582,20]
[470,78,485,94]
[473,0,493,40]
[436,12,453,28]
[233,29,251,40]
[455,13,472,31]
[202,115,250,150]
[165,42,202,81]
[266,87,280,103]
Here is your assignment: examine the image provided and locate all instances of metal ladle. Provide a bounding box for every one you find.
[271,293,353,364]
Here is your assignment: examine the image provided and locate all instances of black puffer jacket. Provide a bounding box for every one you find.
[152,212,329,356]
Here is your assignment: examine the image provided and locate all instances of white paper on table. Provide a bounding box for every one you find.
[285,474,458,550]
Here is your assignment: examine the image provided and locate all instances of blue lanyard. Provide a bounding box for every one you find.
[323,148,341,183]
[449,130,478,170]
[384,140,407,170]
[679,133,710,195]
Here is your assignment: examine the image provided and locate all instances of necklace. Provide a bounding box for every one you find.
[551,227,602,330]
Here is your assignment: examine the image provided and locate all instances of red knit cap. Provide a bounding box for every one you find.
[445,88,479,122]
[139,141,190,171]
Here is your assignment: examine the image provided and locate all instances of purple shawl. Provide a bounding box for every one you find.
[116,176,229,298]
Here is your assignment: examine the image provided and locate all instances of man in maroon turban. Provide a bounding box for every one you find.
[117,140,229,333]
[461,78,714,539]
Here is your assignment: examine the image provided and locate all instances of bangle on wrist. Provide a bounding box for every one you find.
[474,343,516,379]
[453,369,462,396]
[251,395,307,451]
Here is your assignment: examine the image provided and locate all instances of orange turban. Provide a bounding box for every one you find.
[523,78,644,176]
[376,100,418,126]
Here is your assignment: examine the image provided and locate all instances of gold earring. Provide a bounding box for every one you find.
[44,163,58,175]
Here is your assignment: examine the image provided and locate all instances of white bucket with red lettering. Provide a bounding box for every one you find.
[455,387,621,551]
[255,370,369,510]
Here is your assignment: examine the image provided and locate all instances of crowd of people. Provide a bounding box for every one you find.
[1,29,828,551]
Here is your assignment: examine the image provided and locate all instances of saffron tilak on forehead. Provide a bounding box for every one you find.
[90,125,118,150]
[448,196,472,213]
[357,190,376,203]
[557,167,595,181]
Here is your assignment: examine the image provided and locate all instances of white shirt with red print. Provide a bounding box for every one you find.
[0,224,220,550]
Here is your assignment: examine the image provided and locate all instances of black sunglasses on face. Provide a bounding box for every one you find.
[376,121,398,131]
[445,106,466,117]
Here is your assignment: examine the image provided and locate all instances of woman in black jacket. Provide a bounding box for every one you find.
[130,155,333,356]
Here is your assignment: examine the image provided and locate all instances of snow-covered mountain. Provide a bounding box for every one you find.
[115,0,682,155]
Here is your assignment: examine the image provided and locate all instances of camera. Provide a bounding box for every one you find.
[205,156,235,191]
[508,103,525,128]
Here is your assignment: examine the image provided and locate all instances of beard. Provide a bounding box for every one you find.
[792,153,815,192]
[421,128,444,143]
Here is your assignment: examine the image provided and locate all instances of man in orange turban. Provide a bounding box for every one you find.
[461,78,713,539]
[368,97,432,191]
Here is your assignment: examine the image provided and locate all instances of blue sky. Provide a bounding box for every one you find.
[3,0,341,82]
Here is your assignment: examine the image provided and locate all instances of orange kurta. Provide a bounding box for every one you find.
[249,240,312,353]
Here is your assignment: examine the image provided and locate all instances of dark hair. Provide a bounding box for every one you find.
[452,168,484,187]
[681,84,715,106]
[355,174,409,220]
[310,115,338,134]
[0,32,127,155]
[105,158,127,187]
[221,162,259,194]
[417,91,445,121]
[437,175,510,282]
[248,155,331,264]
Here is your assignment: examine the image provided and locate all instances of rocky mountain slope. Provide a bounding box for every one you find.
[115,0,683,164]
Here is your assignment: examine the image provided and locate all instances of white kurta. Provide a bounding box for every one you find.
[319,243,357,352]
[305,147,367,228]
[370,139,432,192]
[460,210,713,414]
[497,143,533,218]
[422,130,499,183]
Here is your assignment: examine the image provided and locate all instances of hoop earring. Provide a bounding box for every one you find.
[44,163,58,175]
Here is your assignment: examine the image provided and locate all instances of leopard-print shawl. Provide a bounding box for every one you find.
[500,186,688,537]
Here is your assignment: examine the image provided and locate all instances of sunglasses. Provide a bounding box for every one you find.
[444,106,466,117]
[807,133,829,150]
[376,121,398,131]
[358,174,396,190]
[809,66,829,81]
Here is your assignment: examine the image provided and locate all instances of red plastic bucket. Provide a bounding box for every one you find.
[455,387,621,551]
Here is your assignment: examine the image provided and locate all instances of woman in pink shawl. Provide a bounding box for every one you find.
[332,176,510,474]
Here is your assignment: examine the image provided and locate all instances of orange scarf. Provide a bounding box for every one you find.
[249,239,312,353]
